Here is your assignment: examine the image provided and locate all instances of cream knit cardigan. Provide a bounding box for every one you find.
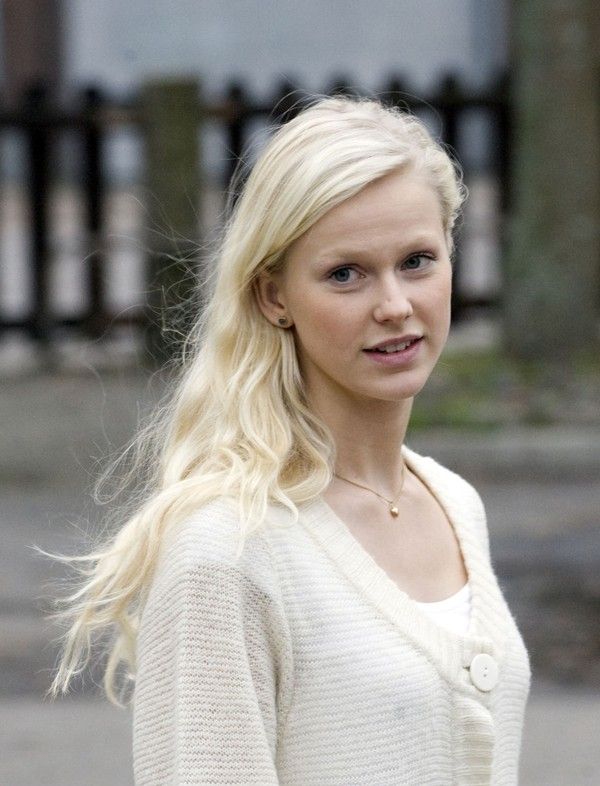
[133,446,531,785]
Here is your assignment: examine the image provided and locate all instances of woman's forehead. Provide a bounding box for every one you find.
[289,172,444,257]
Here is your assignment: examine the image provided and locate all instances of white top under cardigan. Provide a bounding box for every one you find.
[133,445,531,786]
[417,581,472,636]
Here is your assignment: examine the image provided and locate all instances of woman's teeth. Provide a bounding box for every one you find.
[375,340,414,353]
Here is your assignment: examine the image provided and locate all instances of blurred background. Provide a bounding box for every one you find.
[0,1,598,784]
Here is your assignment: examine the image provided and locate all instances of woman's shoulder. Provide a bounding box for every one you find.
[156,496,280,592]
[137,498,293,670]
[403,444,490,558]
[403,444,484,508]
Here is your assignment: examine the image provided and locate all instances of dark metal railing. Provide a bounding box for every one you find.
[0,73,511,348]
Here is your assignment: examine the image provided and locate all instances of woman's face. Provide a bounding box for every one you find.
[257,168,453,408]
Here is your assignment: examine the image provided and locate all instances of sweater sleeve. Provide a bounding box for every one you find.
[132,504,294,785]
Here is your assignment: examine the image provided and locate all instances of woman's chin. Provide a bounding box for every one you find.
[358,380,427,405]
[376,370,433,402]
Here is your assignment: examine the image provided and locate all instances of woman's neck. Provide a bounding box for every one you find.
[311,389,413,499]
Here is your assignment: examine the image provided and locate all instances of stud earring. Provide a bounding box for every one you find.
[278,317,288,326]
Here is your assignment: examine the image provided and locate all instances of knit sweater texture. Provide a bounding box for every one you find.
[133,446,531,785]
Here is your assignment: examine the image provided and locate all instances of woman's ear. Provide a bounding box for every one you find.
[254,272,293,327]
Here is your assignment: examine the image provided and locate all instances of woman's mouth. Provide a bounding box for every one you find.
[363,336,423,366]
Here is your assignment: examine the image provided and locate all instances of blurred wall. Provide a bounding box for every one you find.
[61,0,508,97]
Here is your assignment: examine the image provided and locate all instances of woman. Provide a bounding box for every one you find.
[51,96,530,784]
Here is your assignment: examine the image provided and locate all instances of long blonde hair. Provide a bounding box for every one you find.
[47,95,466,704]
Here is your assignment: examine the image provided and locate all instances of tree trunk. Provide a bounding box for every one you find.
[2,0,64,105]
[504,0,599,360]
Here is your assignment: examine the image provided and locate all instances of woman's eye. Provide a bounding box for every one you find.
[402,254,433,271]
[329,266,358,284]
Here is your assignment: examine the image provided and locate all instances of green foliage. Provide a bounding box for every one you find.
[411,348,600,431]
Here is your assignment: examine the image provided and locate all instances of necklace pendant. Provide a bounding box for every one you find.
[389,504,399,517]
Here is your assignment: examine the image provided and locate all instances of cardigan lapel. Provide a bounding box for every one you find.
[298,445,513,693]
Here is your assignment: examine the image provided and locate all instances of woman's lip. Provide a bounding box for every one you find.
[363,336,423,366]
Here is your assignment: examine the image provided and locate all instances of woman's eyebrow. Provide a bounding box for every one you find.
[313,236,442,265]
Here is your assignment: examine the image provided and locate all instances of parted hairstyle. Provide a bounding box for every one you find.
[47,95,466,704]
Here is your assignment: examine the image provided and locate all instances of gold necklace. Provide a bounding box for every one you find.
[333,462,406,517]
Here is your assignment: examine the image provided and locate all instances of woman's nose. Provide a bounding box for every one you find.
[372,279,414,322]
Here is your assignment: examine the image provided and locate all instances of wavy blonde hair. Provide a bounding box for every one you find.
[47,95,466,704]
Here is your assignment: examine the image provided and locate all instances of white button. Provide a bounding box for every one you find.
[469,653,499,692]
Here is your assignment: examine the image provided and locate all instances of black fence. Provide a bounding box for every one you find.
[0,73,511,349]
